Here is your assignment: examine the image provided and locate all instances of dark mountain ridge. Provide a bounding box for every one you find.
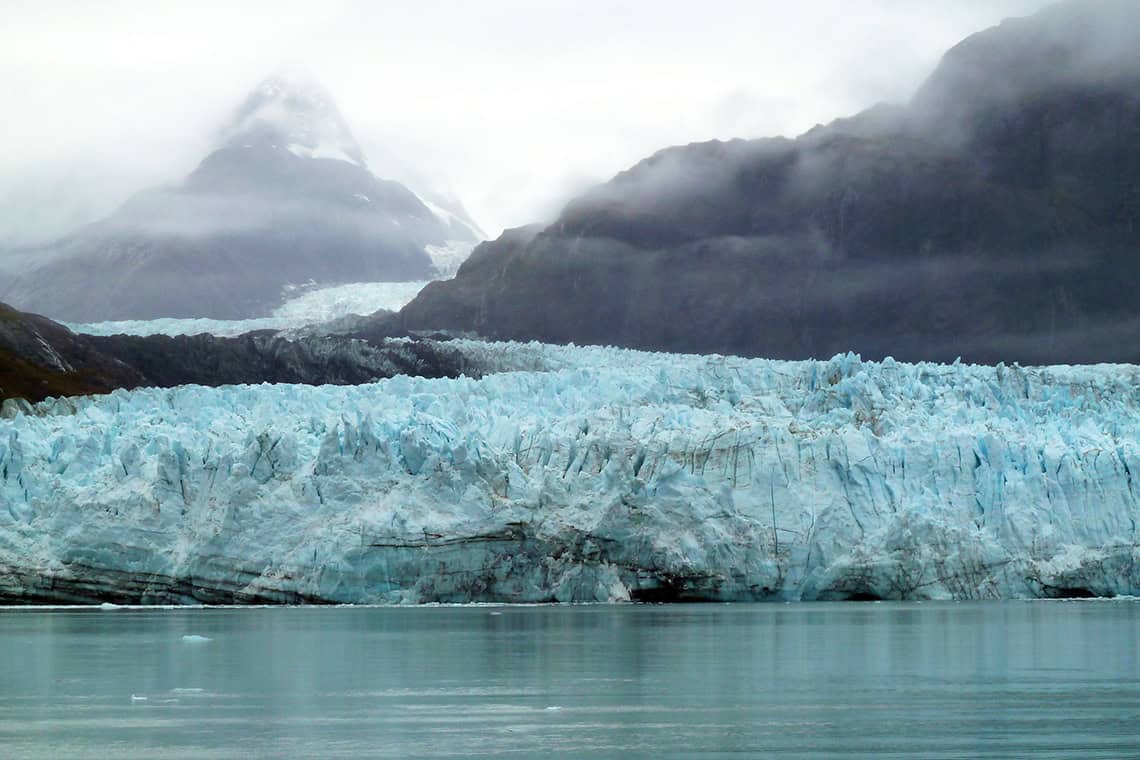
[396,0,1140,364]
[0,301,472,409]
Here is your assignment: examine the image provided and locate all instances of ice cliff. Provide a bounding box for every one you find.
[1,342,1138,604]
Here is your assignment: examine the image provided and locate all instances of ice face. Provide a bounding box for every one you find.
[1,342,1138,604]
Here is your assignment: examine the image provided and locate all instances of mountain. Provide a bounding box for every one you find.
[0,302,146,405]
[0,301,474,409]
[395,0,1140,365]
[0,75,481,322]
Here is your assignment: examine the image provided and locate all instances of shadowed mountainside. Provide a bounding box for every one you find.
[395,0,1140,364]
[0,301,473,407]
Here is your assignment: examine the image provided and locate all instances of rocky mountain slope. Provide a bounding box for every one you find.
[1,75,480,322]
[0,302,145,405]
[397,0,1140,364]
[0,301,473,408]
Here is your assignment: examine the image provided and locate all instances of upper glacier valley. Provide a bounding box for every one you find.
[2,341,1137,605]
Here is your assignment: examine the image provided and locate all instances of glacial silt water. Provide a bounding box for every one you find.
[1,602,1137,758]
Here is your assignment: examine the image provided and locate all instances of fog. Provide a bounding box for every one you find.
[0,0,1054,248]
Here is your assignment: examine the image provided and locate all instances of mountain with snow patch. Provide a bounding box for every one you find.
[1,74,481,322]
[220,74,368,166]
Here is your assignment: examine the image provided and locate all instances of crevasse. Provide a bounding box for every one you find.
[1,342,1138,604]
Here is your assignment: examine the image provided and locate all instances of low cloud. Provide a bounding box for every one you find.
[0,0,1055,250]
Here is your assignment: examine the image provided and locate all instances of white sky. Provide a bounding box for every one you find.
[0,0,1053,244]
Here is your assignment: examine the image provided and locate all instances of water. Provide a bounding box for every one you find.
[1,602,1137,758]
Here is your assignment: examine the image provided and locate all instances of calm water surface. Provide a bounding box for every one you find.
[0,602,1137,758]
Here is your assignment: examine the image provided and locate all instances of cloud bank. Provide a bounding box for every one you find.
[0,0,1053,247]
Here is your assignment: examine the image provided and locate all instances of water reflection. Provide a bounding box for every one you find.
[0,602,1137,758]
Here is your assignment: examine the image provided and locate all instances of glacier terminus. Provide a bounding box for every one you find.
[1,341,1138,604]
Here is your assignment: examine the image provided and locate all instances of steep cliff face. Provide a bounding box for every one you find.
[1,75,479,322]
[398,0,1140,364]
[2,342,1137,604]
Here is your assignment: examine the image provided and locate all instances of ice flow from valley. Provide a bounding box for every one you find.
[63,278,445,338]
[1,342,1138,603]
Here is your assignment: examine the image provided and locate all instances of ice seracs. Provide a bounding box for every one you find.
[2,342,1138,604]
[424,241,477,279]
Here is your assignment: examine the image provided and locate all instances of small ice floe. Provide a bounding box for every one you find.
[130,694,148,702]
[544,706,563,711]
[489,611,503,616]
[181,634,212,644]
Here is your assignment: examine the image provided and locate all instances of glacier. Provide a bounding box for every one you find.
[65,280,432,338]
[1,341,1138,604]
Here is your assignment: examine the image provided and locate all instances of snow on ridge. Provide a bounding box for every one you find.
[286,141,360,165]
[423,199,464,229]
[3,343,1140,604]
[416,192,482,242]
[222,73,366,167]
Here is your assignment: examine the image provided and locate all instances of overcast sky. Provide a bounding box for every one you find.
[0,0,1054,244]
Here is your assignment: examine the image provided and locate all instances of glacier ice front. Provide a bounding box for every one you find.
[1,342,1138,604]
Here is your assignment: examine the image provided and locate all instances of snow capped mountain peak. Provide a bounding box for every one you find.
[220,71,367,166]
[0,69,487,322]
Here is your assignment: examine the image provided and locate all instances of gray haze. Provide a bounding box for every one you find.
[0,0,1054,248]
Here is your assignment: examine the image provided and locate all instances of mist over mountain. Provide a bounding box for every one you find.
[0,75,480,323]
[397,0,1140,365]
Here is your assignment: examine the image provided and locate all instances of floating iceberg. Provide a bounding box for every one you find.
[1,342,1138,603]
